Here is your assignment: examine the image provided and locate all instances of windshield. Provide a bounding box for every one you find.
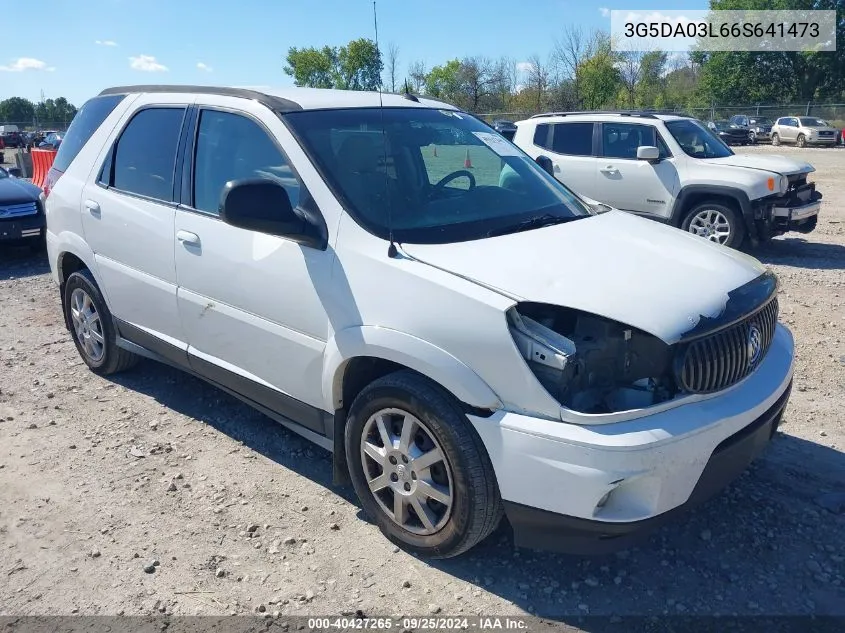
[284,107,590,244]
[799,117,828,127]
[750,118,772,126]
[712,121,730,130]
[666,119,734,159]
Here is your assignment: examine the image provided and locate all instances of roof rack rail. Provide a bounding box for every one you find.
[529,109,694,120]
[98,85,303,113]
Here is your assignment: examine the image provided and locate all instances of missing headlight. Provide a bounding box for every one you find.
[507,302,678,414]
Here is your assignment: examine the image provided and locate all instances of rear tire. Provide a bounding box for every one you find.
[64,269,140,375]
[681,200,745,249]
[345,370,503,558]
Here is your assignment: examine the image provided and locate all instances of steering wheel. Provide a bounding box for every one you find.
[431,170,476,196]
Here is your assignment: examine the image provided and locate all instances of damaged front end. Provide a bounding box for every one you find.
[507,302,678,415]
[507,272,780,417]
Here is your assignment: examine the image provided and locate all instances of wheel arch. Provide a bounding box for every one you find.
[669,185,751,228]
[325,327,502,486]
[323,326,502,414]
[55,243,102,331]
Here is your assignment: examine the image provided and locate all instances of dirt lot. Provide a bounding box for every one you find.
[1,144,844,626]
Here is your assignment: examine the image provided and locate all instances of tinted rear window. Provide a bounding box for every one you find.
[109,107,186,202]
[51,94,125,173]
[551,122,594,156]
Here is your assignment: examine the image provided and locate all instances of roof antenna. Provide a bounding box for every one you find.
[373,0,398,258]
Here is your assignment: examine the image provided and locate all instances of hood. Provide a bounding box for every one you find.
[705,154,814,176]
[401,211,766,344]
[0,176,42,202]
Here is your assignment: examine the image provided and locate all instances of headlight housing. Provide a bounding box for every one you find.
[507,303,678,414]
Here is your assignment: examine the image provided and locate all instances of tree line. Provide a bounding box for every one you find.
[0,96,78,125]
[285,0,845,115]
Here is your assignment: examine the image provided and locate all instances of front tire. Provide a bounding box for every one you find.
[797,134,807,148]
[681,200,745,249]
[771,133,780,146]
[345,370,502,558]
[64,269,140,375]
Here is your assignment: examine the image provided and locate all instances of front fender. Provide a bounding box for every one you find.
[322,325,503,412]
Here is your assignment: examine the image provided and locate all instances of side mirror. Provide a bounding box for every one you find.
[637,146,660,161]
[535,155,555,176]
[219,178,324,249]
[7,167,22,178]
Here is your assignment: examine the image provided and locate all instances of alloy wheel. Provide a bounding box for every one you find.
[359,407,454,535]
[70,287,106,363]
[688,208,732,245]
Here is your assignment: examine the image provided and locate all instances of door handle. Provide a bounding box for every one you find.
[600,165,618,173]
[176,230,201,247]
[553,164,561,173]
[84,200,101,216]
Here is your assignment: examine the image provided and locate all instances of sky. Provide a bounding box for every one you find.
[0,0,708,107]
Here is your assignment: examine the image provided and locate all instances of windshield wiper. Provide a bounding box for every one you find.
[486,214,577,238]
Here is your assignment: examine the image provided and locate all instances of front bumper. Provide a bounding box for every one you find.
[0,213,45,242]
[468,324,794,554]
[808,136,837,144]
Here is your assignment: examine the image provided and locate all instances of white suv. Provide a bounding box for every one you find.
[45,87,794,557]
[513,111,822,249]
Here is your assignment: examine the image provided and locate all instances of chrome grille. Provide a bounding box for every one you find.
[0,201,38,218]
[677,297,779,394]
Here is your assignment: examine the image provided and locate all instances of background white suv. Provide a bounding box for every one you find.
[513,111,822,249]
[45,87,794,557]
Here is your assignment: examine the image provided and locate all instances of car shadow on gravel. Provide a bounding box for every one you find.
[754,237,845,270]
[0,244,49,280]
[105,357,845,623]
[105,361,359,506]
[428,431,845,623]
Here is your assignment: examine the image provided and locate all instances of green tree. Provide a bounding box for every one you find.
[579,39,620,110]
[284,46,335,88]
[425,59,462,100]
[335,38,383,90]
[698,0,845,103]
[0,96,35,122]
[284,38,382,90]
[636,51,668,108]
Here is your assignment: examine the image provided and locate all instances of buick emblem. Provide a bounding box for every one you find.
[747,325,763,366]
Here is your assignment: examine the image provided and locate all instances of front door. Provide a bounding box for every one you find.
[595,122,679,219]
[174,101,333,433]
[80,97,191,350]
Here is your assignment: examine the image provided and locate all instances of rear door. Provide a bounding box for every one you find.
[596,122,679,219]
[80,94,193,358]
[533,121,598,199]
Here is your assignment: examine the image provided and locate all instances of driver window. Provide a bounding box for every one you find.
[193,109,300,215]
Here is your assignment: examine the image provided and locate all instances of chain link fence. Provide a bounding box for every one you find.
[0,121,70,132]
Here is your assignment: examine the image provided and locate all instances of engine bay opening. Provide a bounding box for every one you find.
[508,302,678,414]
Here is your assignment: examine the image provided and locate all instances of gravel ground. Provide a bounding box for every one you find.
[0,144,843,627]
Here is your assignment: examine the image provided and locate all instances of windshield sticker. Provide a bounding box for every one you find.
[472,131,521,156]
